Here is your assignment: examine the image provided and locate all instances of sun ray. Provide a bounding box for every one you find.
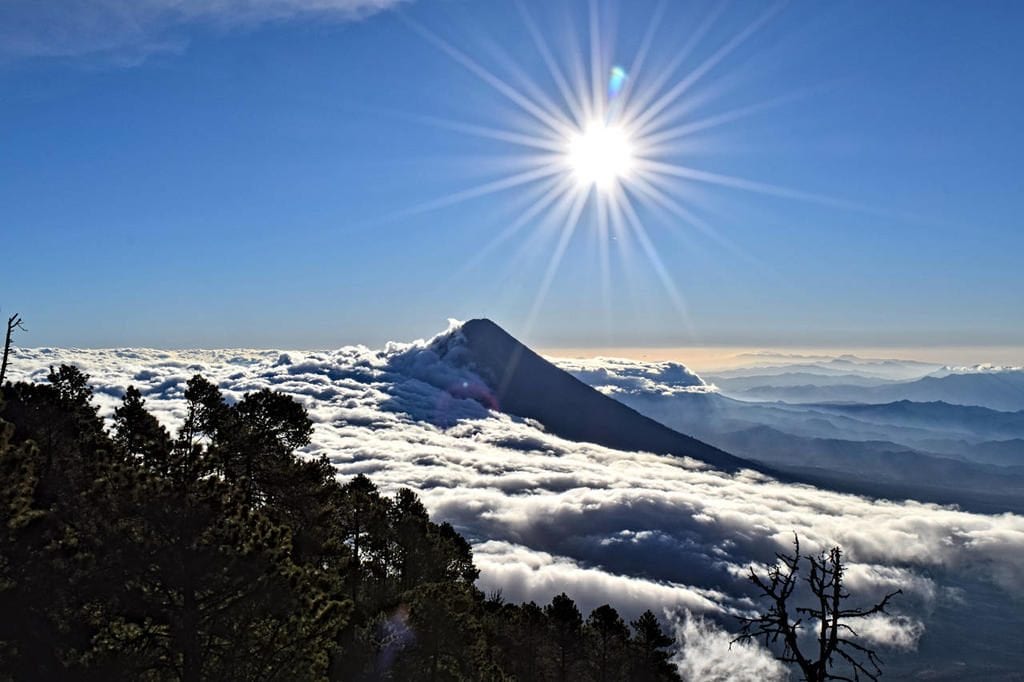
[628,169,763,268]
[595,191,613,332]
[399,15,575,140]
[610,0,667,122]
[516,0,587,127]
[639,89,813,151]
[604,187,644,308]
[562,3,594,125]
[621,2,726,125]
[388,161,566,220]
[484,178,583,303]
[525,188,589,334]
[638,159,870,211]
[447,174,576,283]
[589,0,603,120]
[403,114,566,153]
[630,2,787,136]
[470,32,580,134]
[628,170,720,241]
[508,176,587,268]
[614,184,694,336]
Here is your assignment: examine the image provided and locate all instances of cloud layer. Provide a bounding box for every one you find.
[8,324,1024,676]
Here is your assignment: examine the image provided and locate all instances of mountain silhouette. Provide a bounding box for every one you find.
[457,318,762,473]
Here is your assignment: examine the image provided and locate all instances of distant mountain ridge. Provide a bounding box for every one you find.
[802,400,1024,438]
[709,356,942,382]
[711,372,896,391]
[719,370,1024,411]
[552,354,1023,513]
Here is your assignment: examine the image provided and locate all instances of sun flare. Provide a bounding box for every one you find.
[566,121,635,191]
[400,2,825,333]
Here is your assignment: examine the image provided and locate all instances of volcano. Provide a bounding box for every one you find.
[455,318,762,473]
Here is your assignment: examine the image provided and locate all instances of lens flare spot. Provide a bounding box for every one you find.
[608,65,627,99]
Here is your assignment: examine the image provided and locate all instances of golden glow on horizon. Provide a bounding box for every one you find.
[536,346,1024,373]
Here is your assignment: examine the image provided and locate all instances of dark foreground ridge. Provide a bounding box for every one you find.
[459,318,766,474]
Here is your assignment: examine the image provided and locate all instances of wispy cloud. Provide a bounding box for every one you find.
[0,0,409,64]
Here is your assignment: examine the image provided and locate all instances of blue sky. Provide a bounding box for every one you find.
[1,0,1022,350]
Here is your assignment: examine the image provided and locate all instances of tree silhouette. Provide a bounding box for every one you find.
[630,609,678,681]
[586,604,629,682]
[546,592,583,681]
[734,534,901,682]
[0,312,26,385]
[113,385,172,471]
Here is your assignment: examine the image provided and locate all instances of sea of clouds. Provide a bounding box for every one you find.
[8,321,1024,677]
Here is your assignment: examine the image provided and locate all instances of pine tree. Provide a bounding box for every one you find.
[586,604,629,682]
[547,593,584,681]
[630,610,677,682]
[113,385,172,472]
[392,582,486,681]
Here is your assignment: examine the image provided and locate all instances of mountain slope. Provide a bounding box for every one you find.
[456,319,759,473]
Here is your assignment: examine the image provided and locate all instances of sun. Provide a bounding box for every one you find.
[566,121,635,191]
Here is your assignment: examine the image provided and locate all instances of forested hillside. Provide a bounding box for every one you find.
[0,365,679,681]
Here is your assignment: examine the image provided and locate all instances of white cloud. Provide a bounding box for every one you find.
[849,614,925,652]
[474,541,723,616]
[552,355,717,397]
[0,0,410,63]
[672,612,789,682]
[7,322,1024,673]
[938,364,1024,374]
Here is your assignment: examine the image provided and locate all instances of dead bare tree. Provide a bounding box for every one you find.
[1,313,26,385]
[734,534,901,682]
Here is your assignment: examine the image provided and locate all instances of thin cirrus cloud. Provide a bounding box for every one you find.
[0,0,410,63]
[8,321,1024,675]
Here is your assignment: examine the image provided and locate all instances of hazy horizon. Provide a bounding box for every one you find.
[540,344,1024,372]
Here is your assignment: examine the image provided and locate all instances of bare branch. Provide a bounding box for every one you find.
[733,533,902,681]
